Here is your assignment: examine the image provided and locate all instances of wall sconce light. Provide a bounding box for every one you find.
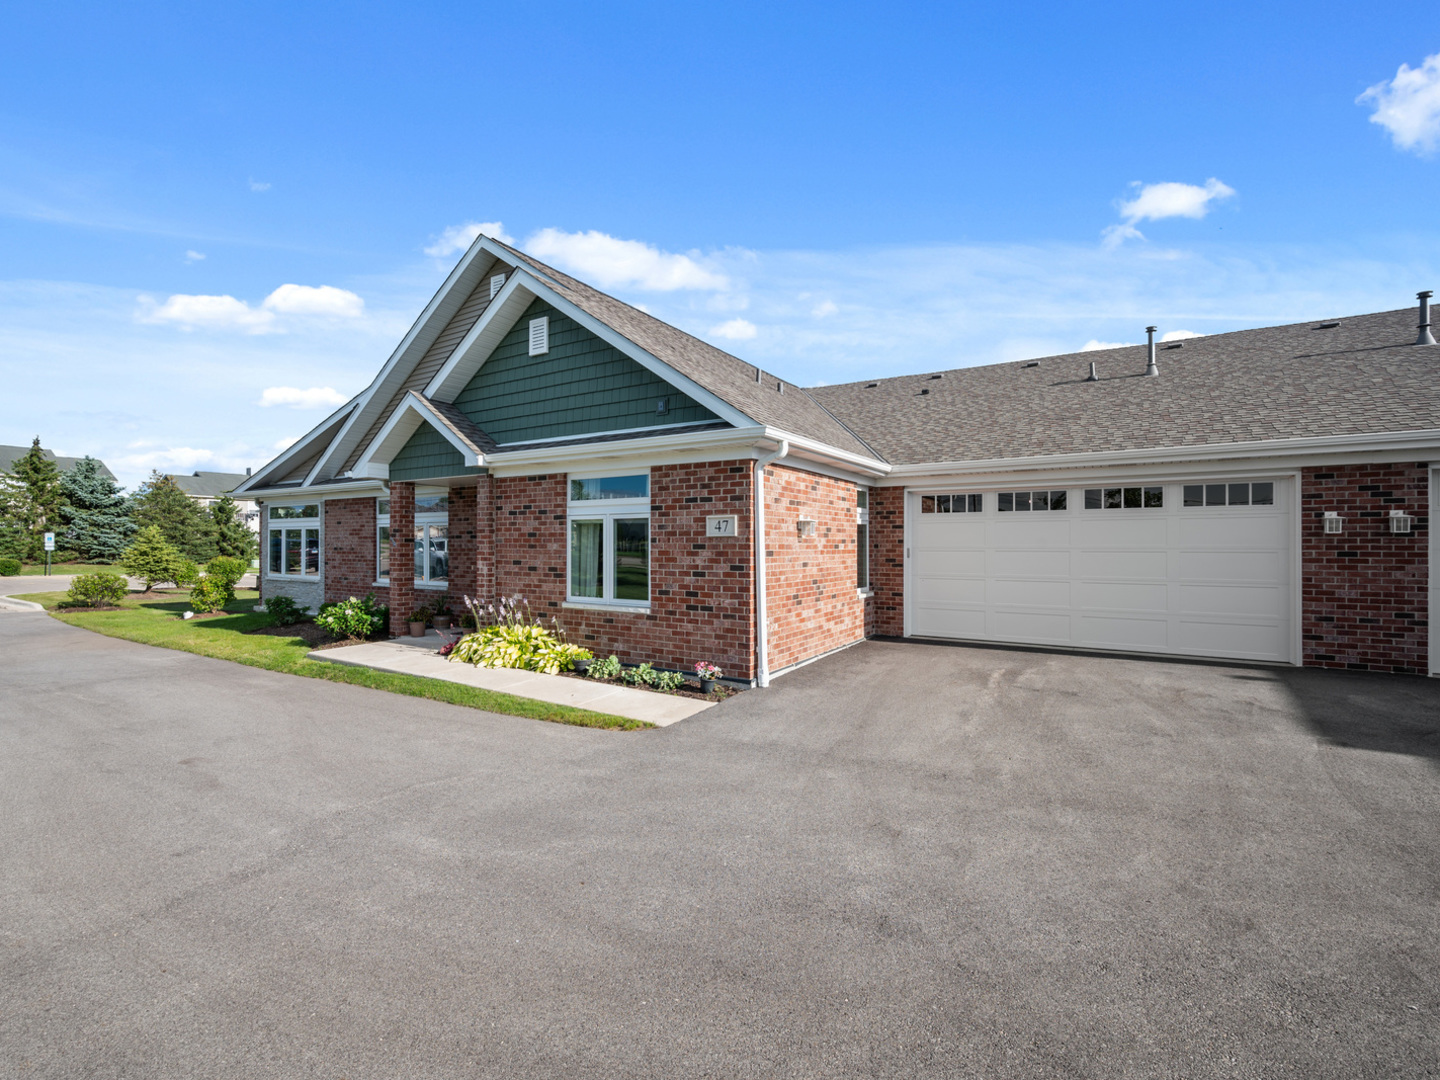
[1390,510,1414,534]
[1323,511,1343,535]
[796,518,816,538]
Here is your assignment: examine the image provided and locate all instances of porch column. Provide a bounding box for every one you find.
[388,481,415,636]
[447,485,479,608]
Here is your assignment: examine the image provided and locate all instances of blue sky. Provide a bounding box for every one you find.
[2,1,1438,489]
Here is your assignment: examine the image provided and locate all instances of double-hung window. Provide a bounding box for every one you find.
[267,504,320,577]
[567,474,650,606]
[376,494,449,585]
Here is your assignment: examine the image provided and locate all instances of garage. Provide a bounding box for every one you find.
[907,479,1295,663]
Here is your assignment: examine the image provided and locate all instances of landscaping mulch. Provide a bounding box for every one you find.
[554,670,740,702]
[244,622,338,648]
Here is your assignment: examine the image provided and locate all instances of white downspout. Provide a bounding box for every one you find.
[753,439,788,688]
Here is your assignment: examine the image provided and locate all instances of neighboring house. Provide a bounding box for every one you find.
[0,445,116,480]
[235,235,1439,681]
[169,470,260,533]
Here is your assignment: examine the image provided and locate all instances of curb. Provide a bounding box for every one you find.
[0,595,46,613]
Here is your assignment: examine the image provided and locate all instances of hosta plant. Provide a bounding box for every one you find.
[448,623,591,674]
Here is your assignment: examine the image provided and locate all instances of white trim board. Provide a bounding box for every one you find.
[352,392,486,478]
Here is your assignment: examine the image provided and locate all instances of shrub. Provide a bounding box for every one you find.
[120,526,184,591]
[188,576,230,614]
[448,624,591,674]
[652,670,686,692]
[170,559,201,589]
[0,557,20,577]
[587,654,622,680]
[618,661,656,687]
[65,572,128,607]
[206,555,248,591]
[316,594,387,640]
[265,595,307,626]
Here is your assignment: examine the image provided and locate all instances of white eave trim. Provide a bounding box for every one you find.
[240,479,388,500]
[352,391,486,478]
[422,259,756,432]
[486,424,768,469]
[233,401,358,495]
[306,241,504,483]
[881,429,1440,482]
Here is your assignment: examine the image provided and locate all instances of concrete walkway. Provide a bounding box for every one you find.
[308,631,717,726]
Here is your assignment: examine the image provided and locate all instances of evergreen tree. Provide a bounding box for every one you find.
[132,472,218,563]
[120,525,185,592]
[60,457,136,562]
[210,494,258,563]
[2,438,69,560]
[0,474,36,561]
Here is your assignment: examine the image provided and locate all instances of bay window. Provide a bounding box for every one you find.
[267,504,320,577]
[567,474,650,606]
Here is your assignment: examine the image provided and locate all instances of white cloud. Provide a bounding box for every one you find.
[1080,339,1137,352]
[274,436,299,451]
[1161,329,1204,342]
[249,179,271,192]
[184,250,206,263]
[142,293,275,332]
[1358,52,1440,155]
[1103,179,1235,247]
[425,221,513,257]
[258,386,349,409]
[140,283,364,332]
[709,318,757,340]
[114,444,218,475]
[812,300,838,318]
[525,227,729,291]
[262,283,364,318]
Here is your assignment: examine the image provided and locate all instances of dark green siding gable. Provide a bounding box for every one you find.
[452,299,719,444]
[389,421,482,482]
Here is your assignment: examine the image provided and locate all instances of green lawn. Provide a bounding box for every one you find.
[9,561,117,577]
[33,588,649,731]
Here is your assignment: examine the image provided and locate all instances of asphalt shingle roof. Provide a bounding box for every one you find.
[0,445,115,480]
[806,307,1440,466]
[170,471,250,498]
[491,240,881,462]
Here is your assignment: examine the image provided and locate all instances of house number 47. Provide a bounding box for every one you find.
[705,515,738,538]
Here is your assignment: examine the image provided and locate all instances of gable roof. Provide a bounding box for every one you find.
[490,240,881,461]
[169,471,250,498]
[807,306,1440,466]
[0,445,115,481]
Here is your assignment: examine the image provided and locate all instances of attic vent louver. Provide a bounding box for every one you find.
[657,397,669,415]
[1164,342,1184,350]
[865,382,878,388]
[1317,321,1341,330]
[1025,361,1039,368]
[528,316,549,356]
[490,273,506,300]
[928,373,943,380]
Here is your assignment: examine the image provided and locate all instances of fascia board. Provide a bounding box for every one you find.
[485,425,768,474]
[424,274,538,401]
[308,241,500,483]
[879,428,1440,484]
[243,480,387,500]
[352,392,484,477]
[424,267,755,432]
[235,402,357,494]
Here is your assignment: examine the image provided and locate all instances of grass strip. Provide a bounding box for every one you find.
[32,589,651,731]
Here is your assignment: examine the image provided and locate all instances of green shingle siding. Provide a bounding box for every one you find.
[452,299,719,444]
[389,422,482,482]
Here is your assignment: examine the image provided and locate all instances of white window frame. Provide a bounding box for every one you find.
[376,493,450,588]
[565,472,651,609]
[266,503,321,579]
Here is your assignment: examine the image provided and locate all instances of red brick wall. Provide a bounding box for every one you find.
[491,462,758,678]
[866,485,905,638]
[446,485,478,604]
[1302,462,1429,674]
[762,464,866,672]
[324,496,390,612]
[388,482,415,636]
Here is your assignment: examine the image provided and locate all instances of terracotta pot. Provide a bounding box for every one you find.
[409,621,426,637]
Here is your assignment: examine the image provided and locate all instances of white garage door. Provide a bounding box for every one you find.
[909,480,1294,663]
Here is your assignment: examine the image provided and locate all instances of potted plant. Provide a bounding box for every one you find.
[407,604,431,637]
[694,661,723,694]
[431,598,452,631]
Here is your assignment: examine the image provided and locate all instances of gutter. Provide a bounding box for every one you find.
[753,439,789,688]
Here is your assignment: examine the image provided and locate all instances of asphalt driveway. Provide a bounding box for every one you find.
[2,612,1438,1079]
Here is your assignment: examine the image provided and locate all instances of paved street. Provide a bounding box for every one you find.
[2,612,1438,1078]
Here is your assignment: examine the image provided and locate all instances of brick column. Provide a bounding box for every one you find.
[474,474,495,606]
[447,485,478,608]
[388,482,415,637]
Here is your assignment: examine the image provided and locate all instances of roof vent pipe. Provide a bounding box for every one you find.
[1417,291,1436,346]
[1145,326,1159,376]
[1086,362,1098,382]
